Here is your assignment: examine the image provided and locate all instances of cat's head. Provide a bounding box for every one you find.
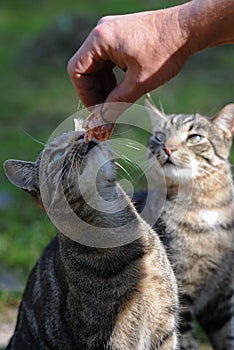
[3,128,117,211]
[146,100,234,185]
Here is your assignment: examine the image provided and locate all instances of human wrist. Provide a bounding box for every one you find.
[178,0,234,56]
[149,6,191,60]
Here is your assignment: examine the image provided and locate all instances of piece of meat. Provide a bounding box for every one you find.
[82,106,115,142]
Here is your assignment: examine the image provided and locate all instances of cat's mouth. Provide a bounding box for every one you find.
[76,135,98,159]
[164,158,176,166]
[160,153,176,167]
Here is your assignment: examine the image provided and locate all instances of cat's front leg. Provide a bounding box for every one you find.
[196,290,234,350]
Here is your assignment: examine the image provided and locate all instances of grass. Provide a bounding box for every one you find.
[0,0,234,347]
[0,290,21,313]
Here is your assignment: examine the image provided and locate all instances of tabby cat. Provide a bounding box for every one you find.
[136,101,234,350]
[3,127,178,349]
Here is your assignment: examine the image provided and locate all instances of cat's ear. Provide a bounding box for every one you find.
[144,98,166,126]
[3,160,37,193]
[212,104,234,138]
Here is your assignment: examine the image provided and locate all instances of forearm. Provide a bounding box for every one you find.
[67,0,234,119]
[179,0,234,55]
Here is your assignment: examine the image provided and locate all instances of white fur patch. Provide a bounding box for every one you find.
[199,210,219,226]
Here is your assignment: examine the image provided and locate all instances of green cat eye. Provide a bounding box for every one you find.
[187,134,204,144]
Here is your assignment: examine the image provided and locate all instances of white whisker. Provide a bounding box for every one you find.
[76,100,84,111]
[115,161,135,183]
[40,162,65,188]
[67,152,79,203]
[158,99,165,114]
[125,143,141,151]
[146,92,155,106]
[112,130,131,137]
[199,162,225,177]
[110,148,141,174]
[135,161,156,182]
[121,154,140,172]
[46,165,67,216]
[196,166,226,187]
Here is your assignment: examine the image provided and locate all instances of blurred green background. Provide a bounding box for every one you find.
[0,0,233,348]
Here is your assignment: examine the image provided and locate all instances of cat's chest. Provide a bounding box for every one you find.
[160,199,234,259]
[160,200,234,293]
[162,195,234,232]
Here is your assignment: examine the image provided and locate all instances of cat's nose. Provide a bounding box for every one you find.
[163,143,178,154]
[77,134,98,150]
[76,135,98,158]
[162,146,172,156]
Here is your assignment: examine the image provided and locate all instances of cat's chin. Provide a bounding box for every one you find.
[163,164,193,185]
[79,143,117,190]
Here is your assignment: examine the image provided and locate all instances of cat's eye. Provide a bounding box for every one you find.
[187,134,204,144]
[154,132,166,145]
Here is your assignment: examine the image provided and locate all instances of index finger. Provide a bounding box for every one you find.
[67,41,117,107]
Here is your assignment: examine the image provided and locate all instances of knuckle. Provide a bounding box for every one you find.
[92,23,113,47]
[92,24,108,42]
[97,15,112,25]
[93,16,119,44]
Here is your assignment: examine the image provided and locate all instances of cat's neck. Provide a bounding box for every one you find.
[163,166,234,232]
[58,233,145,281]
[166,163,233,203]
[74,183,146,233]
[55,180,151,345]
[57,202,146,344]
[59,183,147,276]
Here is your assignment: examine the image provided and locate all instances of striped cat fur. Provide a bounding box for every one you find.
[4,129,178,350]
[134,101,234,350]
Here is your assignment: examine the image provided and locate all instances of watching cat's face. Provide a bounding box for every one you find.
[146,101,234,184]
[4,128,116,210]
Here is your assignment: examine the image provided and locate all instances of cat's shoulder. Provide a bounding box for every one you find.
[43,235,59,255]
[26,235,61,288]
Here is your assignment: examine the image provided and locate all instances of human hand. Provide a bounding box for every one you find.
[67,0,234,141]
[67,8,189,124]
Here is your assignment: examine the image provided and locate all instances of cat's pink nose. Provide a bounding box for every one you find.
[163,146,172,156]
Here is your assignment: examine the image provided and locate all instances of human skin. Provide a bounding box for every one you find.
[67,0,234,139]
